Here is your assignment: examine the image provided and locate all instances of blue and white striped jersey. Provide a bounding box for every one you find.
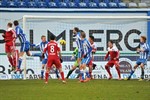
[82,38,92,57]
[15,25,27,43]
[36,41,48,59]
[75,32,83,52]
[139,42,149,60]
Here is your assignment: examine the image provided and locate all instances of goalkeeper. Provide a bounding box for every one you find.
[66,47,79,79]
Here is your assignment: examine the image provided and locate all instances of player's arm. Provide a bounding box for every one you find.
[42,44,48,59]
[30,43,40,48]
[57,44,63,63]
[104,52,109,60]
[114,51,120,60]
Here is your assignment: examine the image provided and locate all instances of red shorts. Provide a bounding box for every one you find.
[47,58,62,69]
[88,60,93,66]
[5,43,15,53]
[106,60,119,67]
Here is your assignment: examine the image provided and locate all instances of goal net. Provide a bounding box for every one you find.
[0,15,150,80]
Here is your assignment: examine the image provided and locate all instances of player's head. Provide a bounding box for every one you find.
[13,20,19,26]
[81,32,86,40]
[41,35,46,42]
[7,22,12,29]
[108,40,113,48]
[73,27,79,34]
[89,36,94,43]
[140,36,147,43]
[50,34,56,41]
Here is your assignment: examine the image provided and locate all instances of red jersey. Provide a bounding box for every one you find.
[91,42,97,53]
[3,28,16,46]
[43,40,60,58]
[105,46,119,61]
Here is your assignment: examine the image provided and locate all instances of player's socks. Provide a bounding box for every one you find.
[80,70,84,81]
[18,58,22,69]
[55,69,60,79]
[128,70,135,79]
[141,68,144,79]
[116,67,121,79]
[89,71,92,77]
[85,69,90,78]
[41,69,44,79]
[66,70,74,79]
[45,72,49,82]
[60,72,65,80]
[8,56,13,66]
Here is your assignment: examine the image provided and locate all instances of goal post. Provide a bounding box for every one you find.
[22,15,150,80]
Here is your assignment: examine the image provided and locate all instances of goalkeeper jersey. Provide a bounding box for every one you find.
[73,48,78,60]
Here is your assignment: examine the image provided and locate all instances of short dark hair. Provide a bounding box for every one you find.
[81,32,86,38]
[13,20,19,26]
[89,36,94,41]
[108,40,113,44]
[141,36,147,43]
[74,27,79,32]
[7,22,12,27]
[50,34,56,40]
[41,35,46,39]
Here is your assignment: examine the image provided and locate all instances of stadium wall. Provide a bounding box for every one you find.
[0,9,150,79]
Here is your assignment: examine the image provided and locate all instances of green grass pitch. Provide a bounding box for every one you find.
[0,79,149,100]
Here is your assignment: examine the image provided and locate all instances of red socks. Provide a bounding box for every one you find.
[8,56,13,66]
[89,71,92,77]
[45,72,49,82]
[60,72,65,80]
[116,67,121,78]
[105,66,112,77]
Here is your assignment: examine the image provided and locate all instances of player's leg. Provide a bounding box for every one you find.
[66,60,78,79]
[77,52,82,65]
[17,43,25,70]
[115,61,121,80]
[83,57,91,82]
[127,64,139,80]
[55,59,65,82]
[26,51,32,56]
[6,53,13,67]
[11,50,18,70]
[45,67,51,84]
[52,64,60,79]
[55,68,60,79]
[79,58,86,82]
[5,44,14,68]
[88,60,93,79]
[45,59,53,83]
[40,59,47,79]
[105,62,113,79]
[41,64,45,79]
[139,63,145,81]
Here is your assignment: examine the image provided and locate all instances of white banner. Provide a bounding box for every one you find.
[0,12,148,53]
[0,55,150,80]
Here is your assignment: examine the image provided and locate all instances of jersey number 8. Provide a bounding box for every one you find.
[50,46,55,53]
